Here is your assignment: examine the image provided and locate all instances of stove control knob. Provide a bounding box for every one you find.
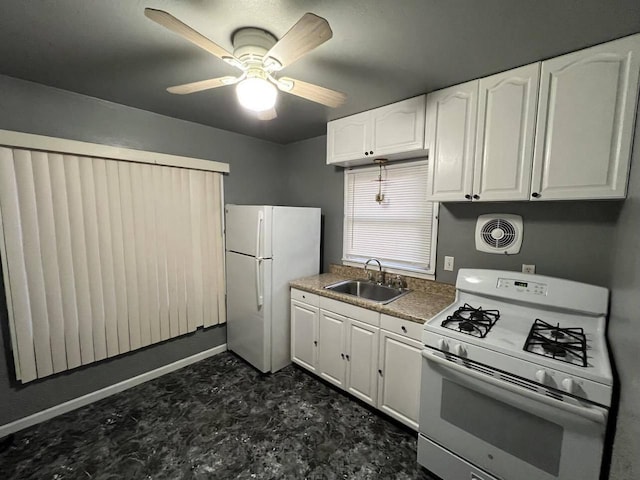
[454,344,466,357]
[535,370,547,384]
[437,338,449,351]
[561,378,576,394]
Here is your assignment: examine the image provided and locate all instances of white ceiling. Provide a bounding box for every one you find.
[1,0,640,144]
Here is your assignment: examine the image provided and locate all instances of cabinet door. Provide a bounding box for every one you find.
[326,112,371,165]
[473,63,540,201]
[290,300,318,372]
[371,96,426,157]
[426,80,479,201]
[531,34,640,200]
[317,310,347,388]
[345,318,379,407]
[377,330,423,430]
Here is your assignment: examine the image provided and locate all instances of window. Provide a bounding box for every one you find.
[343,159,438,277]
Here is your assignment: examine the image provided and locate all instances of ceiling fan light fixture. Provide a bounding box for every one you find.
[236,77,277,112]
[147,9,346,110]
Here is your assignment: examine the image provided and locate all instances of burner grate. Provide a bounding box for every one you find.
[441,303,499,338]
[523,319,587,367]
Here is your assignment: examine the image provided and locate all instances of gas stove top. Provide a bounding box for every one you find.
[423,269,613,406]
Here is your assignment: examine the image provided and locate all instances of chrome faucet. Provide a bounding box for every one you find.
[364,258,384,284]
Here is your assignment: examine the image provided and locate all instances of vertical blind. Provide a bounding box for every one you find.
[0,147,226,383]
[343,160,438,274]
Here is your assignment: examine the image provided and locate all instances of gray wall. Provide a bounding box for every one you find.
[607,108,640,480]
[0,75,286,425]
[435,201,620,285]
[283,135,344,273]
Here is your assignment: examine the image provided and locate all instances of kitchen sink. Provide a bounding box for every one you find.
[324,280,411,304]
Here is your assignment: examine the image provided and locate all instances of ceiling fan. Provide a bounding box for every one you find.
[144,8,347,120]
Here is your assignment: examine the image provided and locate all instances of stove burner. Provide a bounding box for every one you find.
[542,343,567,357]
[524,319,587,367]
[458,321,475,332]
[441,303,499,338]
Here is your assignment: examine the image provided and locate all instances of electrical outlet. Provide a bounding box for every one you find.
[444,256,455,271]
[522,264,536,274]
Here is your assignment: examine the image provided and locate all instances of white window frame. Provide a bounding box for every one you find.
[342,159,439,280]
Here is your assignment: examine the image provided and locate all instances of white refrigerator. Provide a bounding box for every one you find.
[225,205,321,373]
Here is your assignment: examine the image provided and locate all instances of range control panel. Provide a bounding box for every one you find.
[497,278,548,296]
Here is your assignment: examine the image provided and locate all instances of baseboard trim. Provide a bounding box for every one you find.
[0,343,227,438]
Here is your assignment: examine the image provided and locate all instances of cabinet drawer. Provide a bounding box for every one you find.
[380,314,423,342]
[319,297,379,327]
[291,288,319,307]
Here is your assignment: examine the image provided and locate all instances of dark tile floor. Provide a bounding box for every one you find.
[0,352,438,479]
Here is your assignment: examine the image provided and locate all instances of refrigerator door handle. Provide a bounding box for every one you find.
[255,258,264,308]
[255,210,264,259]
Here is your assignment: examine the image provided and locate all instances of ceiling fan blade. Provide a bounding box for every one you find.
[166,76,239,95]
[264,13,332,69]
[256,108,278,121]
[144,8,237,62]
[278,77,346,108]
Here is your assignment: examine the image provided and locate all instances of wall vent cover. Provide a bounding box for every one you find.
[475,214,523,254]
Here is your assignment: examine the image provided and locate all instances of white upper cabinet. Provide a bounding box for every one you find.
[426,80,479,201]
[531,34,640,200]
[371,96,426,157]
[425,34,640,203]
[427,65,540,202]
[327,96,426,166]
[326,112,370,166]
[473,63,540,201]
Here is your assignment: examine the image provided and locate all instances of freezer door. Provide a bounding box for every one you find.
[225,205,272,258]
[226,251,272,372]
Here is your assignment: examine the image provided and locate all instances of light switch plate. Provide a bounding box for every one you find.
[444,256,454,271]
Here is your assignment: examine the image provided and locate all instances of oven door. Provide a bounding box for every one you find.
[419,348,608,480]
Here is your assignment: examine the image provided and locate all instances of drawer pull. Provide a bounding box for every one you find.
[378,369,383,376]
[313,341,318,346]
[401,326,407,333]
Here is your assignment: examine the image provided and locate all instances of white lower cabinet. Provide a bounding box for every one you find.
[317,310,380,405]
[346,319,379,406]
[377,329,423,429]
[318,309,348,388]
[290,299,319,373]
[290,288,424,430]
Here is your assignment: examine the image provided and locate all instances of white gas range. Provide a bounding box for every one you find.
[417,269,613,480]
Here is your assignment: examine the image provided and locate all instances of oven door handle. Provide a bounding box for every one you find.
[422,350,607,425]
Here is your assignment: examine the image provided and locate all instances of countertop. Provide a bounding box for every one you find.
[290,272,456,325]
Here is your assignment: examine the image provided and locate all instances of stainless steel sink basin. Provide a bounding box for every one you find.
[324,280,411,304]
